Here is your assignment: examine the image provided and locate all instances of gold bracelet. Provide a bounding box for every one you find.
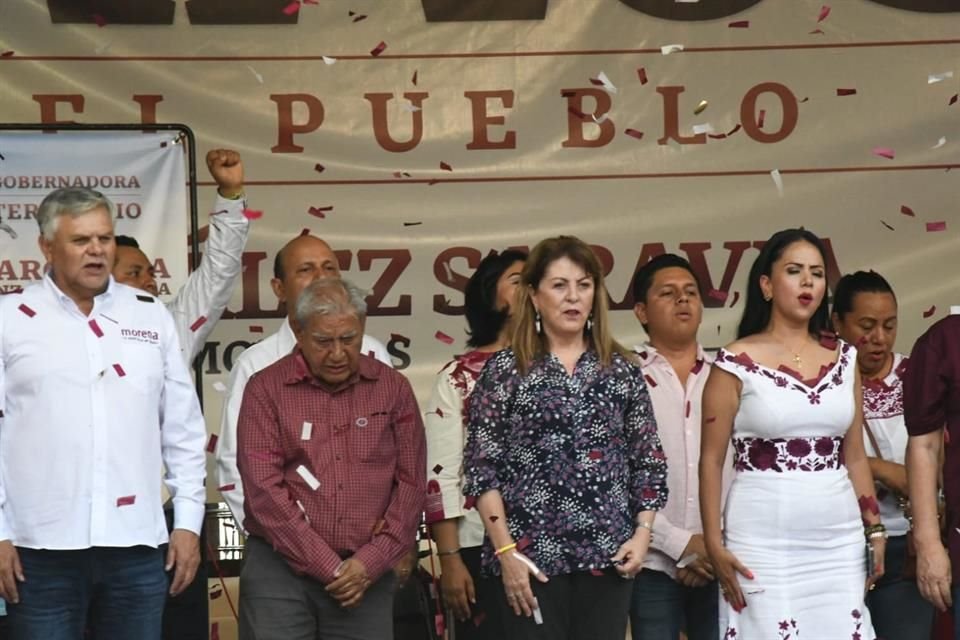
[636,521,654,533]
[495,542,517,557]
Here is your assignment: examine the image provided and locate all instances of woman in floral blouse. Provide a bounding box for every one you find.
[424,248,527,640]
[463,235,668,640]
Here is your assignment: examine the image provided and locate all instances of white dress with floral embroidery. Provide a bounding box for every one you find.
[713,340,874,640]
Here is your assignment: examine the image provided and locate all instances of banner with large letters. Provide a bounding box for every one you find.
[0,1,958,498]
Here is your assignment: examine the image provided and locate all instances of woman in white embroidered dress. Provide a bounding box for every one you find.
[699,228,885,639]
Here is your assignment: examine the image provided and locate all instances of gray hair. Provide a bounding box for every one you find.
[37,187,116,241]
[294,277,369,330]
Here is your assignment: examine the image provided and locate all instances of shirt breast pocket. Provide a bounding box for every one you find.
[120,342,164,398]
[349,412,396,465]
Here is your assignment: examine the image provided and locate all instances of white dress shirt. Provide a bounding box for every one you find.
[215,318,392,527]
[0,275,207,549]
[635,343,732,579]
[167,194,250,362]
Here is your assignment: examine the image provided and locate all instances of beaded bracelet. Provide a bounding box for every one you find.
[864,523,886,539]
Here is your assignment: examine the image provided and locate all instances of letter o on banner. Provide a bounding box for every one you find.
[616,0,763,20]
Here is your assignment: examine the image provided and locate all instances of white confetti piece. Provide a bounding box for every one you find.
[692,123,714,135]
[661,44,685,55]
[212,381,227,393]
[322,56,337,65]
[296,464,321,490]
[676,553,699,569]
[246,65,263,84]
[933,136,947,149]
[301,421,313,440]
[770,169,784,197]
[401,101,421,112]
[929,71,954,84]
[533,605,543,625]
[592,113,609,124]
[596,71,618,95]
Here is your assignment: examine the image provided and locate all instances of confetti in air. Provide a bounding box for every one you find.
[440,161,453,171]
[923,305,937,318]
[435,331,455,345]
[314,163,325,173]
[282,1,301,16]
[817,5,831,22]
[308,206,333,218]
[661,44,684,55]
[872,147,895,160]
[928,72,954,84]
[636,67,648,85]
[728,20,749,28]
[900,205,916,217]
[836,88,857,96]
[926,221,947,232]
[693,100,709,115]
[770,169,784,197]
[370,41,387,57]
[242,209,263,220]
[246,66,263,84]
[624,129,644,140]
[322,56,337,65]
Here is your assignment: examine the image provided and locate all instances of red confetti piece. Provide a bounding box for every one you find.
[757,109,766,128]
[836,88,857,96]
[872,147,895,160]
[352,14,368,22]
[728,20,749,28]
[636,67,648,85]
[211,622,219,640]
[93,13,107,27]
[589,77,604,86]
[89,319,104,338]
[190,316,207,332]
[217,483,236,492]
[206,434,219,453]
[403,222,422,226]
[730,291,741,307]
[348,9,356,14]
[411,70,418,85]
[881,221,895,231]
[923,305,937,318]
[242,209,263,221]
[644,374,658,388]
[370,41,387,57]
[686,400,691,418]
[432,464,443,474]
[209,588,223,600]
[116,495,136,506]
[950,94,958,106]
[800,97,810,103]
[18,303,35,317]
[817,5,831,22]
[282,1,301,15]
[590,569,605,576]
[431,407,445,418]
[463,496,477,510]
[705,416,717,424]
[1,51,14,58]
[489,515,499,522]
[440,161,453,172]
[809,28,824,34]
[435,331,455,345]
[250,325,264,333]
[0,287,23,295]
[299,228,311,236]
[624,128,644,140]
[112,363,126,377]
[588,450,603,460]
[900,205,916,217]
[308,206,333,218]
[708,289,729,302]
[392,171,412,179]
[314,163,325,173]
[926,221,947,232]
[516,537,532,552]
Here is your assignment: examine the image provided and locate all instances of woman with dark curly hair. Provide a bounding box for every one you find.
[699,228,885,639]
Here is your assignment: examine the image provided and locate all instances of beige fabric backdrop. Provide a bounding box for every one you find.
[0,0,957,500]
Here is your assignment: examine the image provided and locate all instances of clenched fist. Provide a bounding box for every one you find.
[206,149,244,198]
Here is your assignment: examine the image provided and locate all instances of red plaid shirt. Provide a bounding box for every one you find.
[237,351,426,582]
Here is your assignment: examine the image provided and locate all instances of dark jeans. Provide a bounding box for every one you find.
[7,546,167,640]
[629,569,718,640]
[495,568,633,640]
[451,546,505,640]
[866,534,934,640]
[239,536,395,640]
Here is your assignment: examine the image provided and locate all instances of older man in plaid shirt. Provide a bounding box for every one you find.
[236,277,425,640]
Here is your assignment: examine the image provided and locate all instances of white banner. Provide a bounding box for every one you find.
[0,130,189,297]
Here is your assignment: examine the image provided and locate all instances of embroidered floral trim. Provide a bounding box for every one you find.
[779,619,800,639]
[717,343,851,403]
[862,356,907,419]
[733,436,844,472]
[851,608,863,640]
